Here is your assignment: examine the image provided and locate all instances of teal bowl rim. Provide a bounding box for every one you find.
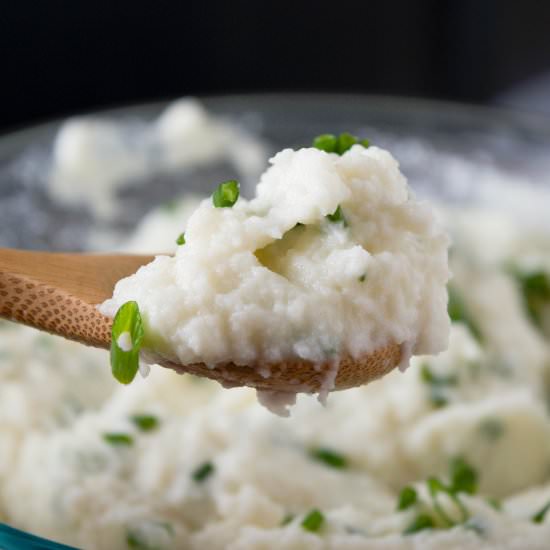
[0,522,78,549]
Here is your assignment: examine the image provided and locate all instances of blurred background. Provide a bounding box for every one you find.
[2,0,550,132]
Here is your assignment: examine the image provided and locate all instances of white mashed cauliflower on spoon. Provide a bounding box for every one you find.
[100,136,450,411]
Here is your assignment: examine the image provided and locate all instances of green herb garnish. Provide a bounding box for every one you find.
[310,447,348,469]
[312,133,370,155]
[449,457,478,495]
[427,477,459,526]
[429,387,449,408]
[478,418,504,441]
[420,364,458,408]
[126,531,150,550]
[301,509,324,533]
[426,457,477,526]
[312,134,338,153]
[192,461,215,482]
[487,497,502,511]
[103,433,134,446]
[326,205,347,226]
[281,513,295,526]
[397,486,417,510]
[447,285,483,342]
[514,270,550,331]
[212,179,240,208]
[532,500,550,523]
[176,232,186,246]
[131,414,159,432]
[398,458,478,533]
[110,301,144,385]
[403,514,434,535]
[358,273,367,283]
[420,364,458,386]
[336,132,359,155]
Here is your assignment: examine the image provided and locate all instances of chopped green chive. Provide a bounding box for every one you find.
[192,461,214,482]
[336,132,358,155]
[426,477,460,526]
[326,205,347,226]
[127,529,160,550]
[312,134,338,153]
[478,418,504,441]
[532,500,550,523]
[103,433,134,446]
[400,459,479,535]
[513,270,550,331]
[131,414,159,432]
[176,232,186,246]
[429,386,449,408]
[403,514,434,535]
[420,364,458,386]
[427,476,448,498]
[301,509,324,533]
[447,285,483,342]
[397,486,417,510]
[312,133,370,155]
[126,531,149,550]
[420,364,457,408]
[110,301,144,385]
[281,513,295,526]
[310,447,348,469]
[212,179,240,208]
[449,457,478,495]
[358,273,367,283]
[423,458,478,526]
[487,497,502,511]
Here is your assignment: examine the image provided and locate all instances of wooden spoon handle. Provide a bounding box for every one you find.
[0,249,152,349]
[0,267,112,348]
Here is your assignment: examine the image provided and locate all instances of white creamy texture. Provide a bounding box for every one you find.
[1,183,550,549]
[47,99,266,219]
[117,332,133,353]
[88,194,203,254]
[100,145,451,394]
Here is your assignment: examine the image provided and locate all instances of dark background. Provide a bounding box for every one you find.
[2,0,550,132]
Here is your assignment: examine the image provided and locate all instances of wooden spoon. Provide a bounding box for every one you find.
[0,248,401,392]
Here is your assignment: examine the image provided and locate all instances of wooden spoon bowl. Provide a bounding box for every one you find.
[0,248,401,392]
[164,346,401,392]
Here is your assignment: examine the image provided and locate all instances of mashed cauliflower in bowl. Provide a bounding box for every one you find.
[100,141,450,410]
[0,95,550,550]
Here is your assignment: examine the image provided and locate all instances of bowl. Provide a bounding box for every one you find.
[0,94,549,549]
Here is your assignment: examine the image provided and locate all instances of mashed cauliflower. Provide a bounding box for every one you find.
[1,194,550,549]
[100,144,450,400]
[47,99,265,220]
